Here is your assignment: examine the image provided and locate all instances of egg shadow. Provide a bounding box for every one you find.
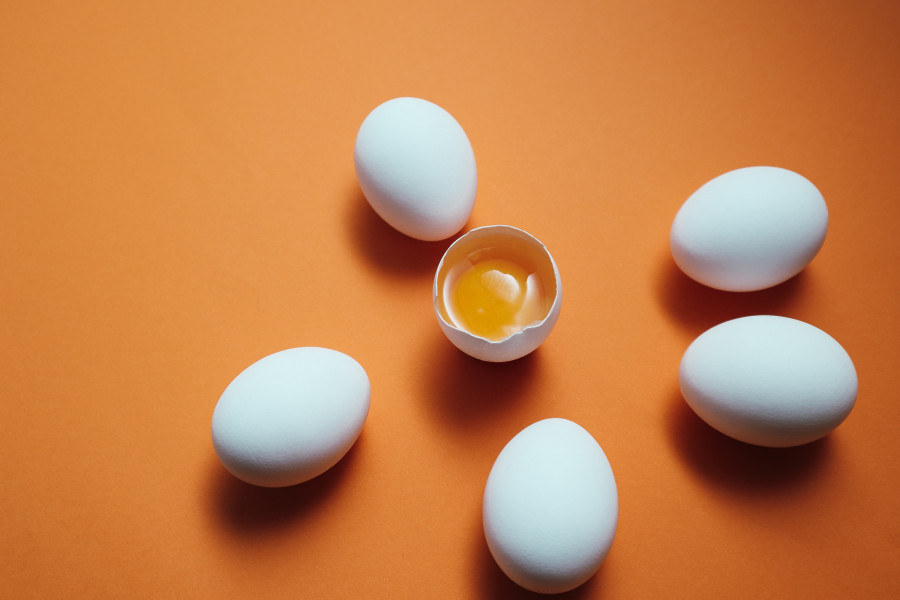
[422,334,542,429]
[344,184,459,278]
[655,254,811,334]
[665,387,831,495]
[471,508,606,599]
[206,433,363,537]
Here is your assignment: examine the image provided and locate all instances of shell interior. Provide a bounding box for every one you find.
[435,226,559,343]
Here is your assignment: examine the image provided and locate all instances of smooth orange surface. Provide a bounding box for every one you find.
[2,1,899,598]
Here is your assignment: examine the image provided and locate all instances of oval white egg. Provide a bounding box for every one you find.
[670,166,828,291]
[483,418,618,594]
[679,315,857,447]
[211,347,370,487]
[433,225,561,362]
[354,97,477,241]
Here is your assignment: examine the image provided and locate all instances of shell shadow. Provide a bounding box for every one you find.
[656,254,812,334]
[422,333,542,430]
[205,434,363,537]
[344,184,458,278]
[665,388,831,495]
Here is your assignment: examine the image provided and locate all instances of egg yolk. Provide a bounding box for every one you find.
[448,257,547,341]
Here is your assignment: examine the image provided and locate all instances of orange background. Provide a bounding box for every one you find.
[2,1,899,598]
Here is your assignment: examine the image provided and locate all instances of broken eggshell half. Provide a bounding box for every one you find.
[433,225,562,362]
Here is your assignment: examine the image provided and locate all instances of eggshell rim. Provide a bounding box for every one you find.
[432,224,562,361]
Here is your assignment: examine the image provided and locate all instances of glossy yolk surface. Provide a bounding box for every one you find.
[449,257,545,341]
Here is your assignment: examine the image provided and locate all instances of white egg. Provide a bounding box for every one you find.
[679,315,857,447]
[483,418,618,594]
[670,166,828,291]
[354,97,477,241]
[211,347,370,487]
[433,225,562,362]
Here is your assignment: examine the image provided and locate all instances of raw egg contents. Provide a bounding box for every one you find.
[446,253,548,341]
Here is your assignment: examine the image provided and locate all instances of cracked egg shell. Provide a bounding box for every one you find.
[433,225,561,362]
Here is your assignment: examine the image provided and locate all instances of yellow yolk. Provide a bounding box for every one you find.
[449,257,547,341]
